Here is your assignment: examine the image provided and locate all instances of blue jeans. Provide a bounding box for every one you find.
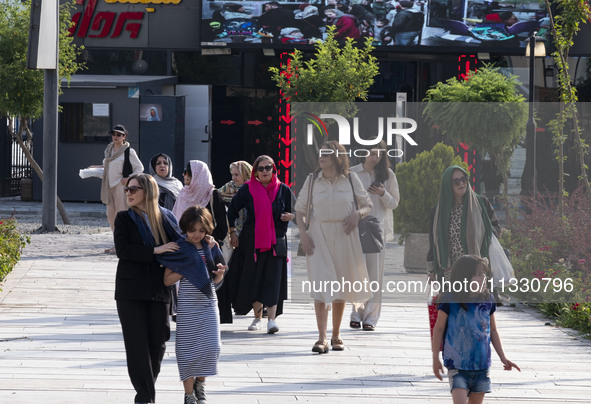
[448,369,491,395]
[395,31,421,45]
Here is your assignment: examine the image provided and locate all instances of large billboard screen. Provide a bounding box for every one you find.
[67,0,201,50]
[201,0,550,54]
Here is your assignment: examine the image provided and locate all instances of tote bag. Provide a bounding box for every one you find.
[488,234,515,287]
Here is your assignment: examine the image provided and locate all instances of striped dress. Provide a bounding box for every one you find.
[175,249,221,381]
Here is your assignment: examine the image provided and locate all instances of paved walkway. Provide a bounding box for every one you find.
[1,200,591,403]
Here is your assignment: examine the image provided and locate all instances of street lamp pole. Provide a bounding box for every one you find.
[527,32,537,198]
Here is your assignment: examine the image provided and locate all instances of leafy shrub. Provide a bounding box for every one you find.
[0,217,29,284]
[506,187,591,284]
[394,143,468,243]
[503,188,591,337]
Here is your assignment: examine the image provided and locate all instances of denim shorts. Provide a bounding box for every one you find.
[448,369,491,395]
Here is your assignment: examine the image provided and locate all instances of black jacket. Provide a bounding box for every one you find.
[227,183,294,241]
[391,9,424,33]
[113,210,174,302]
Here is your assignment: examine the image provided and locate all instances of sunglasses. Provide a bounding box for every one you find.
[452,176,469,186]
[124,185,143,194]
[257,164,273,172]
[111,132,124,137]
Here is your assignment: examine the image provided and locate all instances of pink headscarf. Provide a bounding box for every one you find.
[246,158,281,253]
[172,160,215,220]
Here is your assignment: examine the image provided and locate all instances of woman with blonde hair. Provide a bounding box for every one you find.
[217,160,253,323]
[296,140,373,353]
[113,173,181,403]
[218,160,253,206]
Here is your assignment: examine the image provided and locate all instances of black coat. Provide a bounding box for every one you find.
[113,210,174,302]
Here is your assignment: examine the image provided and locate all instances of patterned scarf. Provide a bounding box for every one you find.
[432,165,492,277]
[218,180,241,204]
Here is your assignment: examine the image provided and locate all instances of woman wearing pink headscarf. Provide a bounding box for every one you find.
[172,160,228,244]
[226,155,295,334]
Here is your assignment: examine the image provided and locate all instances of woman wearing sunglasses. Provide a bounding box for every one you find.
[89,124,144,253]
[226,155,295,334]
[113,174,181,404]
[427,165,501,284]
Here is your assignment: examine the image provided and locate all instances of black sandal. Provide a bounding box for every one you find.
[350,321,361,329]
[363,323,375,331]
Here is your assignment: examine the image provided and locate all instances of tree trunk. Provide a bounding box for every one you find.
[9,120,70,225]
[503,172,510,223]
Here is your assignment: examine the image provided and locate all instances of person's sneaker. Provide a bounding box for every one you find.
[184,393,197,404]
[267,319,279,334]
[248,318,262,331]
[193,378,207,403]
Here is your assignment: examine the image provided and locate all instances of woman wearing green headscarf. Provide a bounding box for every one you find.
[427,165,500,281]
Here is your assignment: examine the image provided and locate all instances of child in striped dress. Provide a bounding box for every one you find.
[164,206,226,404]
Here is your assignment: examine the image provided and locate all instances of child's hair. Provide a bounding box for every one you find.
[450,254,490,307]
[179,206,215,235]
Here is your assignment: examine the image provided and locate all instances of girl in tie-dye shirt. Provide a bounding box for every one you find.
[431,255,520,404]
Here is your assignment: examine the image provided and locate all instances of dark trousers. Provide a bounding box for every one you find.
[116,299,170,403]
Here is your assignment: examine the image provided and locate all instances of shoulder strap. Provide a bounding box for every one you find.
[347,174,360,211]
[209,193,217,228]
[305,174,314,230]
[122,147,132,177]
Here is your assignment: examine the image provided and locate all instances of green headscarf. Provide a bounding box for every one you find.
[432,165,493,278]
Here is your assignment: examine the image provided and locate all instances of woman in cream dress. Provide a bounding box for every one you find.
[296,140,373,354]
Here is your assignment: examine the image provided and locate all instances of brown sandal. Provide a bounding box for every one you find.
[312,340,329,354]
[331,338,344,351]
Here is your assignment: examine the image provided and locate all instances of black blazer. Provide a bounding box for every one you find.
[113,210,172,303]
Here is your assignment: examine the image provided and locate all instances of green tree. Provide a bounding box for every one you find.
[269,26,379,103]
[423,66,528,217]
[0,0,84,221]
[269,26,379,171]
[544,0,591,211]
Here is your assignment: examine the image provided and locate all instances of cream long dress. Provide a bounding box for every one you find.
[295,171,373,304]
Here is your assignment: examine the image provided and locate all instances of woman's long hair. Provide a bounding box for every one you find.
[127,174,168,245]
[357,139,390,184]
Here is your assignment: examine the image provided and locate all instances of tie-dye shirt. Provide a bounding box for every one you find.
[438,293,497,371]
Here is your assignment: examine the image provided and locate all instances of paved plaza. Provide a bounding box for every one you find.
[1,200,591,403]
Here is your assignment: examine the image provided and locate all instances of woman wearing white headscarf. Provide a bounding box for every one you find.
[149,153,183,210]
[172,160,228,245]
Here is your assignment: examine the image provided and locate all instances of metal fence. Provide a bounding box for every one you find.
[7,136,33,197]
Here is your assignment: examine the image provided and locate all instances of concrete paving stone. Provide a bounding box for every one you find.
[2,200,591,403]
